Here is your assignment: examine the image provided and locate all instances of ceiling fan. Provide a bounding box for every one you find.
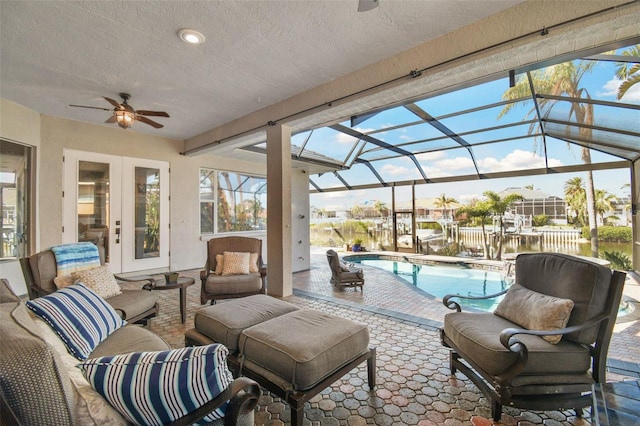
[69,93,169,129]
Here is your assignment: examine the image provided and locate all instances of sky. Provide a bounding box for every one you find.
[309,47,639,211]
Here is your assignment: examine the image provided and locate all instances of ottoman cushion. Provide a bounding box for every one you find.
[194,295,299,352]
[239,309,370,390]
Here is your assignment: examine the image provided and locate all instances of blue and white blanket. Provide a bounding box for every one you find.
[51,242,101,277]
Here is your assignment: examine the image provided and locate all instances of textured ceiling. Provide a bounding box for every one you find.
[0,0,523,141]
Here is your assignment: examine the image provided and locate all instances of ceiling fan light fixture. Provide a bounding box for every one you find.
[115,109,135,129]
[178,28,206,45]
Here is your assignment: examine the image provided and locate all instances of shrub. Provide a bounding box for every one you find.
[532,214,548,227]
[581,226,632,242]
[603,250,633,270]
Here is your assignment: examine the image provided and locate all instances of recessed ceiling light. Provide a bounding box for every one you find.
[178,29,205,45]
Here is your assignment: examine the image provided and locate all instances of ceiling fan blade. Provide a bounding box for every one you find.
[136,110,170,117]
[358,0,379,12]
[105,115,116,124]
[69,104,111,111]
[137,115,164,129]
[103,97,122,108]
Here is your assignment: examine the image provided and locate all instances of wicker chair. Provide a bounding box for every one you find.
[440,253,626,421]
[200,237,266,305]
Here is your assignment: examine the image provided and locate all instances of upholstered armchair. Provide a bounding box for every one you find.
[200,237,266,305]
[440,252,626,421]
[326,249,365,291]
[20,245,158,325]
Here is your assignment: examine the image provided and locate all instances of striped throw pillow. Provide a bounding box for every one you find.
[26,283,125,360]
[78,344,234,425]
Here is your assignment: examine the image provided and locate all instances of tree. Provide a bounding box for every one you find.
[595,189,616,225]
[457,201,492,259]
[499,61,599,257]
[373,200,387,218]
[483,191,524,260]
[434,193,458,218]
[614,44,640,100]
[350,204,363,219]
[564,177,586,226]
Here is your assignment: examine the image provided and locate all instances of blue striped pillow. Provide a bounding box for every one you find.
[78,344,234,425]
[26,283,125,360]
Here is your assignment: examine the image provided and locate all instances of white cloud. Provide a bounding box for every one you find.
[599,77,640,102]
[477,149,562,172]
[415,151,447,162]
[379,164,413,177]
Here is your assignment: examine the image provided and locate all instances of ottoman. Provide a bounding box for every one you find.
[185,294,299,351]
[185,295,376,426]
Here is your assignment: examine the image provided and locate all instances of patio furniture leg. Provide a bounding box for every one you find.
[367,347,376,389]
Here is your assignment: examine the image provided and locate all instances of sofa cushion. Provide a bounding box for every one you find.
[204,273,263,296]
[0,290,75,425]
[26,283,126,360]
[239,309,370,390]
[105,289,158,321]
[494,283,574,344]
[72,265,122,299]
[443,312,592,377]
[194,294,299,351]
[78,344,234,425]
[90,324,170,358]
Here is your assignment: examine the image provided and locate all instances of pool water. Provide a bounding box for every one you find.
[352,259,509,312]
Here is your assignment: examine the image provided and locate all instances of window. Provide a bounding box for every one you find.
[199,169,267,234]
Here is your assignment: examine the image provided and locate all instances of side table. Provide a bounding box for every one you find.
[144,276,195,324]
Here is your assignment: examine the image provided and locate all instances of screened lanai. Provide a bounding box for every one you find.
[242,42,639,193]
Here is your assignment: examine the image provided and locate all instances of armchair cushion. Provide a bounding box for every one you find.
[443,312,592,376]
[78,344,234,425]
[26,283,126,360]
[222,251,251,275]
[72,265,122,299]
[494,283,574,344]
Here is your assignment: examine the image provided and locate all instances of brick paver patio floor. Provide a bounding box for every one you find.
[131,247,640,425]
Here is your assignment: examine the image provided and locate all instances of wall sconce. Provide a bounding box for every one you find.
[115,110,135,129]
[299,214,305,219]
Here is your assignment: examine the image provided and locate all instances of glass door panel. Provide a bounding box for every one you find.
[77,161,110,261]
[134,167,160,260]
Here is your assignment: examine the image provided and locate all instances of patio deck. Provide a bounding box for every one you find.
[136,247,640,426]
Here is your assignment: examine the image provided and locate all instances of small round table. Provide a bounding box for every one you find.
[146,277,195,324]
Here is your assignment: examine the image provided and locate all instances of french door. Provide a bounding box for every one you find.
[63,150,169,273]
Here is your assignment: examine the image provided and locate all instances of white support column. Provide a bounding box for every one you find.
[266,124,292,297]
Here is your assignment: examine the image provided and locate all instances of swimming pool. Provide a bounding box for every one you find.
[349,257,510,312]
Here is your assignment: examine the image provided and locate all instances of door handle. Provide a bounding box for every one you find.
[115,227,120,244]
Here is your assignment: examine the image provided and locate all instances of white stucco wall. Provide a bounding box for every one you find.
[1,105,311,281]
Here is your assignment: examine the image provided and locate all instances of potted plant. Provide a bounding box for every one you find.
[352,238,363,252]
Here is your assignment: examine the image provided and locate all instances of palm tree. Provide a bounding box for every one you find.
[434,193,458,219]
[499,61,599,257]
[564,177,586,226]
[483,191,524,260]
[595,189,617,225]
[614,44,640,100]
[350,204,363,219]
[457,201,492,259]
[373,200,387,218]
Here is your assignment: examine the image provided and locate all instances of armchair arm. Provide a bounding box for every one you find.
[494,314,609,385]
[442,289,508,312]
[114,274,157,290]
[200,269,209,280]
[499,313,609,349]
[167,376,260,426]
